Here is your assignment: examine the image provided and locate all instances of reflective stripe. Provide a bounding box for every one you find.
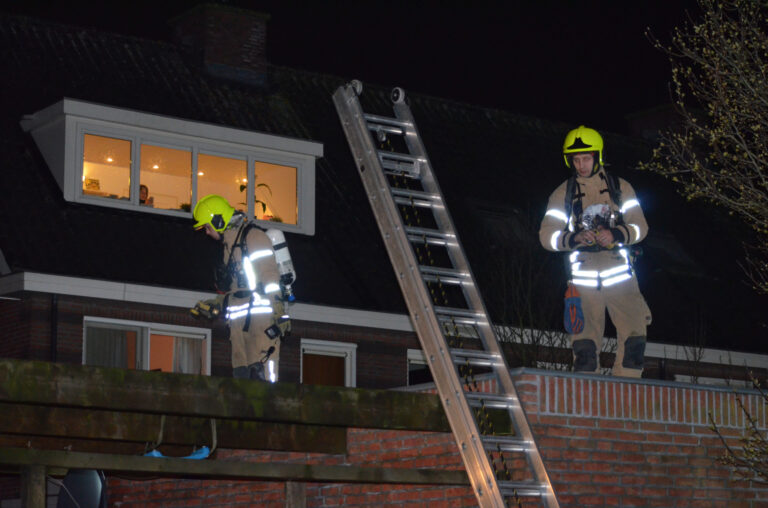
[550,231,562,250]
[248,249,273,261]
[545,209,569,224]
[226,306,273,320]
[227,295,272,314]
[629,224,641,241]
[264,282,280,294]
[243,259,257,290]
[569,251,581,263]
[603,273,632,287]
[600,264,631,278]
[621,199,640,214]
[570,254,633,288]
[572,269,599,278]
[268,360,276,383]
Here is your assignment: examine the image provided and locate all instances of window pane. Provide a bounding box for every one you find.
[197,153,247,213]
[140,144,192,211]
[254,161,297,224]
[302,353,345,386]
[84,326,138,369]
[408,360,433,386]
[149,334,205,374]
[82,134,131,200]
[173,336,205,374]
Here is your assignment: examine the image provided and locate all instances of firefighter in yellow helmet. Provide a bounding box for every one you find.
[192,195,292,381]
[539,126,651,378]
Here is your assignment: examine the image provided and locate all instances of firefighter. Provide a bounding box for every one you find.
[192,195,291,381]
[539,126,651,378]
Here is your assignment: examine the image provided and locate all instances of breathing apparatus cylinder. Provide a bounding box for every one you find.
[266,228,296,301]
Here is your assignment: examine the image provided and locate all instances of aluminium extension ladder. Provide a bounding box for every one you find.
[333,81,558,508]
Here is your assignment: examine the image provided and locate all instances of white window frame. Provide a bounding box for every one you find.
[21,98,322,235]
[82,316,212,375]
[299,338,357,387]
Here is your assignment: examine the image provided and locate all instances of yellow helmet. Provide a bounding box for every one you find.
[192,194,235,232]
[563,125,603,171]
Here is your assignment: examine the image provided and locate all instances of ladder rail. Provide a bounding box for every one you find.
[333,84,501,506]
[333,82,559,508]
[393,101,557,503]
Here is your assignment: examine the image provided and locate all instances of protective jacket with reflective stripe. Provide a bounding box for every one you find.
[539,168,649,274]
[221,218,281,318]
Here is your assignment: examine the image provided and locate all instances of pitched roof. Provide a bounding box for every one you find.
[1,12,766,351]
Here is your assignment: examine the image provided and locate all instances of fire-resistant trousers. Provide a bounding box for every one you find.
[570,275,651,378]
[229,312,280,379]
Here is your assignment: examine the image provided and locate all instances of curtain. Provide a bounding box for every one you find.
[84,327,128,368]
[173,336,203,374]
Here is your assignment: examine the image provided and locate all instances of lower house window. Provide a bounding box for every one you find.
[83,317,211,375]
[300,339,356,387]
[407,349,433,386]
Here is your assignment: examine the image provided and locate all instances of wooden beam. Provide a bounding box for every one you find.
[0,403,346,454]
[21,464,45,508]
[0,447,470,486]
[0,360,449,431]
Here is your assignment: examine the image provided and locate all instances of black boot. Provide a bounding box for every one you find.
[248,363,266,381]
[232,366,249,378]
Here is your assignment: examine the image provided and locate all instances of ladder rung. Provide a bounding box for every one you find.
[364,113,410,129]
[481,435,530,453]
[382,161,420,177]
[450,348,503,367]
[391,188,443,212]
[394,196,438,208]
[420,266,469,285]
[465,392,519,410]
[391,188,442,202]
[378,151,423,163]
[407,234,457,247]
[437,314,480,327]
[405,226,455,242]
[499,481,546,498]
[369,124,404,136]
[433,305,483,320]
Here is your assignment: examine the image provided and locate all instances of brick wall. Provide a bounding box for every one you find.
[0,292,420,388]
[106,372,768,507]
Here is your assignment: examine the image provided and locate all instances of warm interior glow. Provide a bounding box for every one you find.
[140,144,192,210]
[254,161,297,224]
[82,134,131,200]
[149,334,174,373]
[197,153,247,213]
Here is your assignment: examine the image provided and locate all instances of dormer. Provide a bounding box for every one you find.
[21,99,323,234]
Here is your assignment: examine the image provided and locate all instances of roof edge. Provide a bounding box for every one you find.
[0,272,413,332]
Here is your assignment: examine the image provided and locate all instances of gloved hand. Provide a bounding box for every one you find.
[190,296,224,320]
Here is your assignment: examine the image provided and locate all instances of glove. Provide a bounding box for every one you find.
[190,296,223,320]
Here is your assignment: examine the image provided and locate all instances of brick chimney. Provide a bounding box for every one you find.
[170,3,270,85]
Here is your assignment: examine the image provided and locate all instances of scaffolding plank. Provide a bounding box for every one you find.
[0,403,347,454]
[0,359,448,431]
[0,447,470,486]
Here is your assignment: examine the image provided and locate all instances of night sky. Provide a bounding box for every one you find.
[5,0,700,134]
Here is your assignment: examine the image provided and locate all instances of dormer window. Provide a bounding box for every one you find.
[22,99,322,234]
